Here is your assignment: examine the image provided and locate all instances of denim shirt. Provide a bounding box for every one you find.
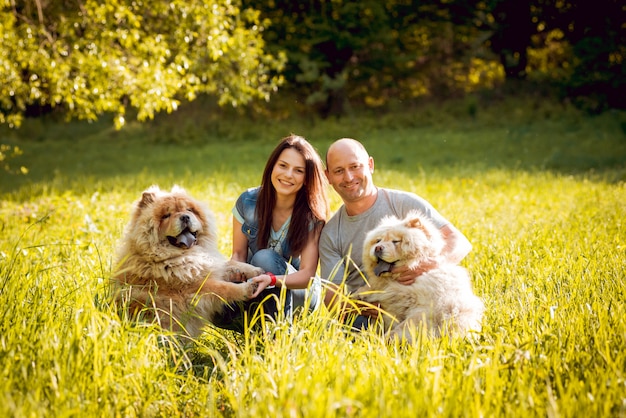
[233,187,301,269]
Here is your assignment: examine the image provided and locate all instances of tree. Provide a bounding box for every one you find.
[487,0,532,80]
[241,0,393,117]
[243,0,505,116]
[536,0,625,111]
[0,0,286,128]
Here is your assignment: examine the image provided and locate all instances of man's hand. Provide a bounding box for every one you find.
[345,298,380,319]
[392,259,437,285]
[359,305,380,319]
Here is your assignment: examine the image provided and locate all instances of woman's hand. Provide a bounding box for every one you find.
[250,273,276,298]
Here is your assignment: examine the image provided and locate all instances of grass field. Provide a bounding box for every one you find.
[1,99,625,417]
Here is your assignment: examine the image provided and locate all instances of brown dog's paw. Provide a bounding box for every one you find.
[246,280,259,297]
[224,261,264,282]
[224,268,246,283]
[225,266,263,283]
[240,264,264,278]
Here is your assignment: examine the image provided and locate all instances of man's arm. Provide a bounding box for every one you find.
[440,223,472,264]
[319,228,348,307]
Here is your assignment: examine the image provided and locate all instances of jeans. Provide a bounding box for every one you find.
[251,249,321,312]
[250,249,293,275]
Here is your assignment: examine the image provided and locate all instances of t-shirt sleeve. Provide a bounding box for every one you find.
[232,193,246,225]
[394,189,449,229]
[319,223,345,285]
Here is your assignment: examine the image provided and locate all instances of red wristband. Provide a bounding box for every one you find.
[267,272,277,287]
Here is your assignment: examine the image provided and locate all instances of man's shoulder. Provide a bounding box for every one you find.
[379,187,429,207]
[321,206,345,236]
[323,206,344,227]
[380,187,417,198]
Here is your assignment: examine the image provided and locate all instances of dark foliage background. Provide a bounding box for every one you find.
[1,0,624,125]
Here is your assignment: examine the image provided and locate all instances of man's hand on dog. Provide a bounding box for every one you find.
[392,259,438,285]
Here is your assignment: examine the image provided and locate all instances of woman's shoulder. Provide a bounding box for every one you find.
[237,186,261,202]
[241,186,260,198]
[235,186,261,217]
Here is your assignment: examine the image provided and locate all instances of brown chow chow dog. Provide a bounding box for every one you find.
[112,185,263,338]
[356,211,484,342]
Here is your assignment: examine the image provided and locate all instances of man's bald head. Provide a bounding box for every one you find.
[324,138,376,213]
[325,138,369,168]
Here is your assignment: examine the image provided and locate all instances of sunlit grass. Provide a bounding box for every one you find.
[0,103,625,416]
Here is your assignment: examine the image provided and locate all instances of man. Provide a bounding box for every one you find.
[319,138,472,324]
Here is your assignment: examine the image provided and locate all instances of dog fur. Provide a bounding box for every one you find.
[112,185,263,338]
[356,211,484,342]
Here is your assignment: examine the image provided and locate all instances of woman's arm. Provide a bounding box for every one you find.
[250,226,322,297]
[281,225,322,288]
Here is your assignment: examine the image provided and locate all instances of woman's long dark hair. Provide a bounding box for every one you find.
[256,134,329,255]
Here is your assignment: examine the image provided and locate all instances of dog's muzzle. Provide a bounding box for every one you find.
[167,228,197,249]
[373,258,395,276]
[373,246,395,276]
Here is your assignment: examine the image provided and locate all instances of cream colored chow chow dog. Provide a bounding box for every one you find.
[356,211,484,341]
[112,185,263,338]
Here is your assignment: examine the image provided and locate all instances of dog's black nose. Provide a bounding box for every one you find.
[180,214,190,224]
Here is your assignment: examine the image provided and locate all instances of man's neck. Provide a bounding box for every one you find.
[344,187,378,216]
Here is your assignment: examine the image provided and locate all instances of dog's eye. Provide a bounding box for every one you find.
[392,240,401,245]
[161,213,171,220]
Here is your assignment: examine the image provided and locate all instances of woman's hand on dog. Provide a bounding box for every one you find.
[248,274,277,298]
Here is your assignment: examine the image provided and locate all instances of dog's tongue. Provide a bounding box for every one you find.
[173,230,196,249]
[374,259,394,276]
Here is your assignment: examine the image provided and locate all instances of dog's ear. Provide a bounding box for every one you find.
[406,216,431,239]
[139,191,156,208]
[406,217,422,229]
[138,185,165,208]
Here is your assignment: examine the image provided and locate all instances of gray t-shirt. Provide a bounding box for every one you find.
[319,188,449,293]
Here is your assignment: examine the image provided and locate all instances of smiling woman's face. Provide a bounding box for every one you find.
[271,147,306,197]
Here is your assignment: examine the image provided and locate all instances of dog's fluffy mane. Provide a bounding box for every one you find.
[358,210,484,341]
[112,185,263,337]
[364,210,445,276]
[114,185,225,286]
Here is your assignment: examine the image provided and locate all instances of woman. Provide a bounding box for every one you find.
[214,134,329,332]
